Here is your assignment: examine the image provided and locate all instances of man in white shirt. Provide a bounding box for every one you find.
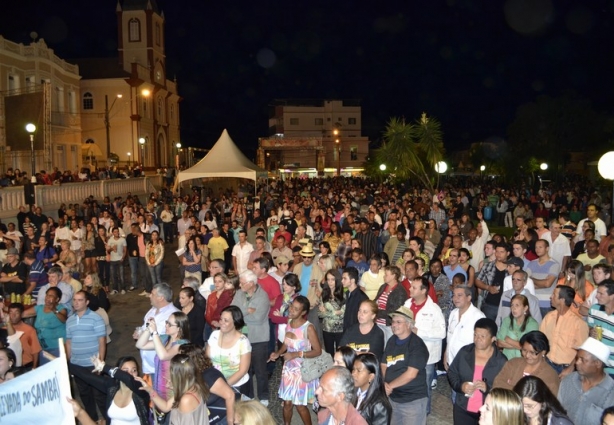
[404,276,446,414]
[53,217,71,248]
[133,283,179,377]
[445,285,485,371]
[232,229,253,275]
[577,203,607,242]
[107,227,127,294]
[543,219,571,275]
[4,222,23,252]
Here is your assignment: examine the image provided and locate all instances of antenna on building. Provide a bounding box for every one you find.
[30,31,38,43]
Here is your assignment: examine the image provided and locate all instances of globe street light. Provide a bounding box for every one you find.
[598,152,614,224]
[379,164,386,171]
[435,161,447,174]
[127,152,131,167]
[540,163,548,171]
[25,123,36,183]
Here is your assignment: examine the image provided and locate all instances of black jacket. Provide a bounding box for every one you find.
[374,283,409,326]
[359,392,392,425]
[69,363,150,425]
[447,343,508,411]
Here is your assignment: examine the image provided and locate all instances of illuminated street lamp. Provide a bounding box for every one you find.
[480,164,486,179]
[598,152,614,224]
[435,161,447,174]
[127,152,131,167]
[139,137,146,166]
[379,164,386,171]
[333,128,341,177]
[25,123,36,183]
[540,163,548,171]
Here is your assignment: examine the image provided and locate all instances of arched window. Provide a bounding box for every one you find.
[155,23,161,46]
[83,92,93,110]
[129,18,141,42]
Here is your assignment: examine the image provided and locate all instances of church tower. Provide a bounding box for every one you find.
[117,0,166,81]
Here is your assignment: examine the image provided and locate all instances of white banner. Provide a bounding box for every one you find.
[0,340,74,425]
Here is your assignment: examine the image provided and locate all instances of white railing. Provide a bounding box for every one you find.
[0,177,157,222]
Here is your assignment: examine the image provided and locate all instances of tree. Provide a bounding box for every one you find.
[371,113,445,195]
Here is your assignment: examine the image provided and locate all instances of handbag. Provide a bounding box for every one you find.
[300,350,333,382]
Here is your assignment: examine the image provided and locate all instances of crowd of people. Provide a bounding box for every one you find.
[0,175,613,425]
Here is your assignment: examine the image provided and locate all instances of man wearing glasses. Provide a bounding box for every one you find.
[495,269,542,328]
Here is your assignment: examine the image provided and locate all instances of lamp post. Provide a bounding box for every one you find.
[127,152,131,167]
[333,128,341,177]
[175,142,182,169]
[598,152,614,224]
[130,88,150,173]
[104,94,122,166]
[25,123,36,183]
[139,137,146,168]
[480,164,485,179]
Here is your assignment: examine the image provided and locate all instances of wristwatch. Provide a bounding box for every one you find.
[151,331,159,336]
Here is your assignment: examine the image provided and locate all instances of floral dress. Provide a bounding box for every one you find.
[278,320,318,405]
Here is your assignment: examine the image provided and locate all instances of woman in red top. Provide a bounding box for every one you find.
[205,272,235,338]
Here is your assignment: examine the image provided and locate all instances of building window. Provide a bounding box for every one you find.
[350,146,358,161]
[8,75,17,91]
[315,118,323,125]
[69,91,77,114]
[290,118,299,125]
[129,19,141,42]
[348,117,357,125]
[83,92,93,110]
[155,23,161,46]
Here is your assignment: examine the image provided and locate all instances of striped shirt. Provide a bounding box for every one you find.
[588,304,614,377]
[66,308,106,366]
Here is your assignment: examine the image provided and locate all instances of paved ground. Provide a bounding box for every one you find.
[106,244,454,424]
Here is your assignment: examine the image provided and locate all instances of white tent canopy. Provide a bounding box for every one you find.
[175,129,267,186]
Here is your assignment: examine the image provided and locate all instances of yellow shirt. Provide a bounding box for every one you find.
[539,309,588,364]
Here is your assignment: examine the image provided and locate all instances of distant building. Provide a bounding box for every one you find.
[0,36,82,176]
[257,99,370,177]
[76,0,181,169]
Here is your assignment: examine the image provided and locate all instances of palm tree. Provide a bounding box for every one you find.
[376,113,445,195]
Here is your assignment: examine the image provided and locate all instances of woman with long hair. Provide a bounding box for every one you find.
[68,355,150,425]
[324,221,342,255]
[333,346,357,372]
[206,306,252,395]
[146,230,164,285]
[556,259,594,316]
[179,343,237,424]
[182,237,202,281]
[270,273,302,342]
[0,348,16,384]
[95,226,110,291]
[496,294,539,359]
[458,248,476,289]
[478,387,524,425]
[318,269,345,355]
[203,210,217,231]
[139,354,209,423]
[513,375,573,425]
[179,287,205,347]
[135,312,190,405]
[339,300,385,359]
[269,296,322,425]
[352,352,392,425]
[493,331,560,395]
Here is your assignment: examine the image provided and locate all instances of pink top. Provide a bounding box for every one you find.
[466,364,485,413]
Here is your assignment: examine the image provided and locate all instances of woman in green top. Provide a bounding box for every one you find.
[23,286,67,363]
[496,294,539,359]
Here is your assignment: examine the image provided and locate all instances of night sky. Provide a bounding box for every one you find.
[2,0,614,159]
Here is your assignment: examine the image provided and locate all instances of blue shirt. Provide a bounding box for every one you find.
[299,263,313,297]
[66,308,106,366]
